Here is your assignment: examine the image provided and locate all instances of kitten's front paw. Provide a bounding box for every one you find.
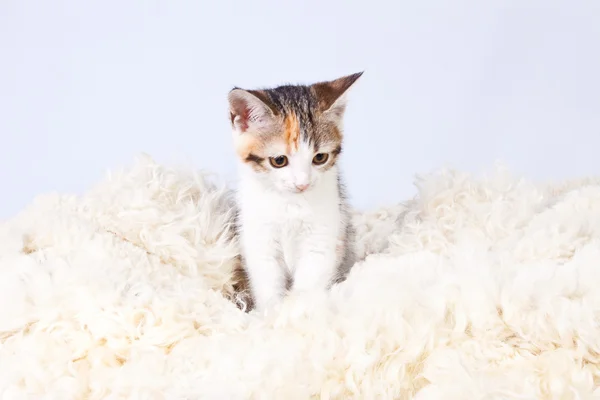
[252,295,284,315]
[292,261,334,293]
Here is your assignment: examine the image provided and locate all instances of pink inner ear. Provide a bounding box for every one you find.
[230,90,274,134]
[238,107,250,132]
[231,97,251,132]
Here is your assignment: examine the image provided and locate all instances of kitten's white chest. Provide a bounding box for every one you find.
[278,201,313,271]
[238,178,340,273]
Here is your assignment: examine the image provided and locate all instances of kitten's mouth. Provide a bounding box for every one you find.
[291,186,310,194]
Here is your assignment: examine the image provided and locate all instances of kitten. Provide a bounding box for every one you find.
[228,72,362,312]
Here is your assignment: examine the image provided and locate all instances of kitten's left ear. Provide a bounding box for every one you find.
[311,71,363,120]
[228,88,277,135]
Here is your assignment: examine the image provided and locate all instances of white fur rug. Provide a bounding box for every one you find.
[1,155,600,399]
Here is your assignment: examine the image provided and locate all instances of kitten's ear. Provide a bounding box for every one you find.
[311,71,363,120]
[228,89,277,134]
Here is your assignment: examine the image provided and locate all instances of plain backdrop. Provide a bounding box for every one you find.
[1,1,599,219]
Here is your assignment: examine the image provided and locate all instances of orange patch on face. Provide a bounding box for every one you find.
[234,133,260,160]
[283,113,300,153]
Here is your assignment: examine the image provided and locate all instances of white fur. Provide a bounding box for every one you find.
[237,139,343,311]
[2,155,600,399]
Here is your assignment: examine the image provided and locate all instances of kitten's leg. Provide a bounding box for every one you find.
[292,230,338,293]
[242,230,286,312]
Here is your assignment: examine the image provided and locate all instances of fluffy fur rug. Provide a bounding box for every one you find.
[1,155,600,399]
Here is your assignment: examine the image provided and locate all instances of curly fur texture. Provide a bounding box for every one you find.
[1,155,600,399]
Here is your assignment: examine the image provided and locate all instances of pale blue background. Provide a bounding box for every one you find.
[1,1,599,219]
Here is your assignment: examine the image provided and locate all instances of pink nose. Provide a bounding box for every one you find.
[295,183,309,192]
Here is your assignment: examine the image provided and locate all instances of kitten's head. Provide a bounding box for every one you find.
[228,72,362,194]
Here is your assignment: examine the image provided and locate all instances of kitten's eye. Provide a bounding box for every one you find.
[312,153,329,165]
[269,155,288,168]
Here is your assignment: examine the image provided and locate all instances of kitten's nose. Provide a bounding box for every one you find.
[295,183,309,192]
